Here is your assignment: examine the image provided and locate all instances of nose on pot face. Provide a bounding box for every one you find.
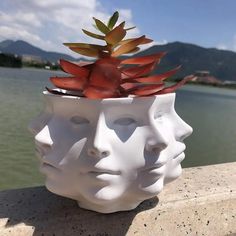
[145,124,169,153]
[87,115,111,158]
[174,115,193,141]
[34,125,53,151]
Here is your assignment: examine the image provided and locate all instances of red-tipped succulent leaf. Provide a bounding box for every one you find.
[60,59,89,77]
[50,76,87,91]
[121,52,166,65]
[155,75,196,95]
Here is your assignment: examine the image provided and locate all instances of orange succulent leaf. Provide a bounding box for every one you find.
[121,52,166,65]
[112,35,152,57]
[127,84,165,96]
[121,62,156,79]
[105,24,126,45]
[118,38,134,45]
[84,85,120,99]
[82,29,105,40]
[69,47,100,57]
[136,37,153,44]
[50,76,87,91]
[155,75,196,95]
[89,63,121,90]
[118,37,153,46]
[60,59,90,77]
[125,47,140,54]
[127,65,182,83]
[63,43,107,51]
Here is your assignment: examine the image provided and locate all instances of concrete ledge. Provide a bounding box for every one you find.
[0,162,236,236]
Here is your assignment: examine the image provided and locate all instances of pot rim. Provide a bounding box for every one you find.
[43,90,176,102]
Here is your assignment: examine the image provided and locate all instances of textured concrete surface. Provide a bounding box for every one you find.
[0,162,235,236]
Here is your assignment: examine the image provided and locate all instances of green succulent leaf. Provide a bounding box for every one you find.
[93,17,110,34]
[82,29,105,40]
[107,11,119,29]
[119,21,126,28]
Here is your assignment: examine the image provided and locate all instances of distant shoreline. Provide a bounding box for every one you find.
[1,65,236,90]
[183,81,236,90]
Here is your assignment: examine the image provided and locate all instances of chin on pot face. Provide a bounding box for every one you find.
[29,94,192,204]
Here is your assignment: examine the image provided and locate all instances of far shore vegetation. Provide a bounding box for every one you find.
[0,52,60,70]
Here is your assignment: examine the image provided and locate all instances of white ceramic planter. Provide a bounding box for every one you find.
[29,91,192,213]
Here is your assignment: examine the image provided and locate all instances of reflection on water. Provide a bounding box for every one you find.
[0,67,236,190]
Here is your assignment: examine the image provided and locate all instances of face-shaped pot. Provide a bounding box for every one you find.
[29,92,192,213]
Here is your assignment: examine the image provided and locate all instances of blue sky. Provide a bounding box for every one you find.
[0,0,236,55]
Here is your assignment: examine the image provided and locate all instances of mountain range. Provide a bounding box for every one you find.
[1,39,236,81]
[0,40,75,62]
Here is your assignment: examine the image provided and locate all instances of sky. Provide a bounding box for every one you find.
[0,0,236,56]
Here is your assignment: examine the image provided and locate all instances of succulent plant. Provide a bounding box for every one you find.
[48,11,194,99]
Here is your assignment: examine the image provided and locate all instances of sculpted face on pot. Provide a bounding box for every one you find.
[29,92,192,212]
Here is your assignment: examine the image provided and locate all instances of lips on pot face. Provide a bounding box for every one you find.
[29,93,192,205]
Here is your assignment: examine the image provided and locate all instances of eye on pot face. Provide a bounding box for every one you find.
[113,117,137,126]
[70,116,90,125]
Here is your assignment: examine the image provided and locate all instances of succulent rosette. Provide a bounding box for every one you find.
[48,11,193,99]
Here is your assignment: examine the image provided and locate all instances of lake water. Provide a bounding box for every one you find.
[0,67,236,190]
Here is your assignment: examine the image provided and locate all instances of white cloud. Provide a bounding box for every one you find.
[34,0,97,10]
[0,0,140,56]
[216,43,228,50]
[0,26,41,42]
[154,39,168,46]
[216,34,236,52]
[0,11,41,28]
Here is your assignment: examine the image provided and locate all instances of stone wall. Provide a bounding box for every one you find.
[0,162,235,236]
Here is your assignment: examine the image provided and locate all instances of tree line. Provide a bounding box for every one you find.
[0,53,22,67]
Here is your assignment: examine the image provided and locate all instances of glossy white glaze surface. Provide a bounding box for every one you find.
[29,92,192,213]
